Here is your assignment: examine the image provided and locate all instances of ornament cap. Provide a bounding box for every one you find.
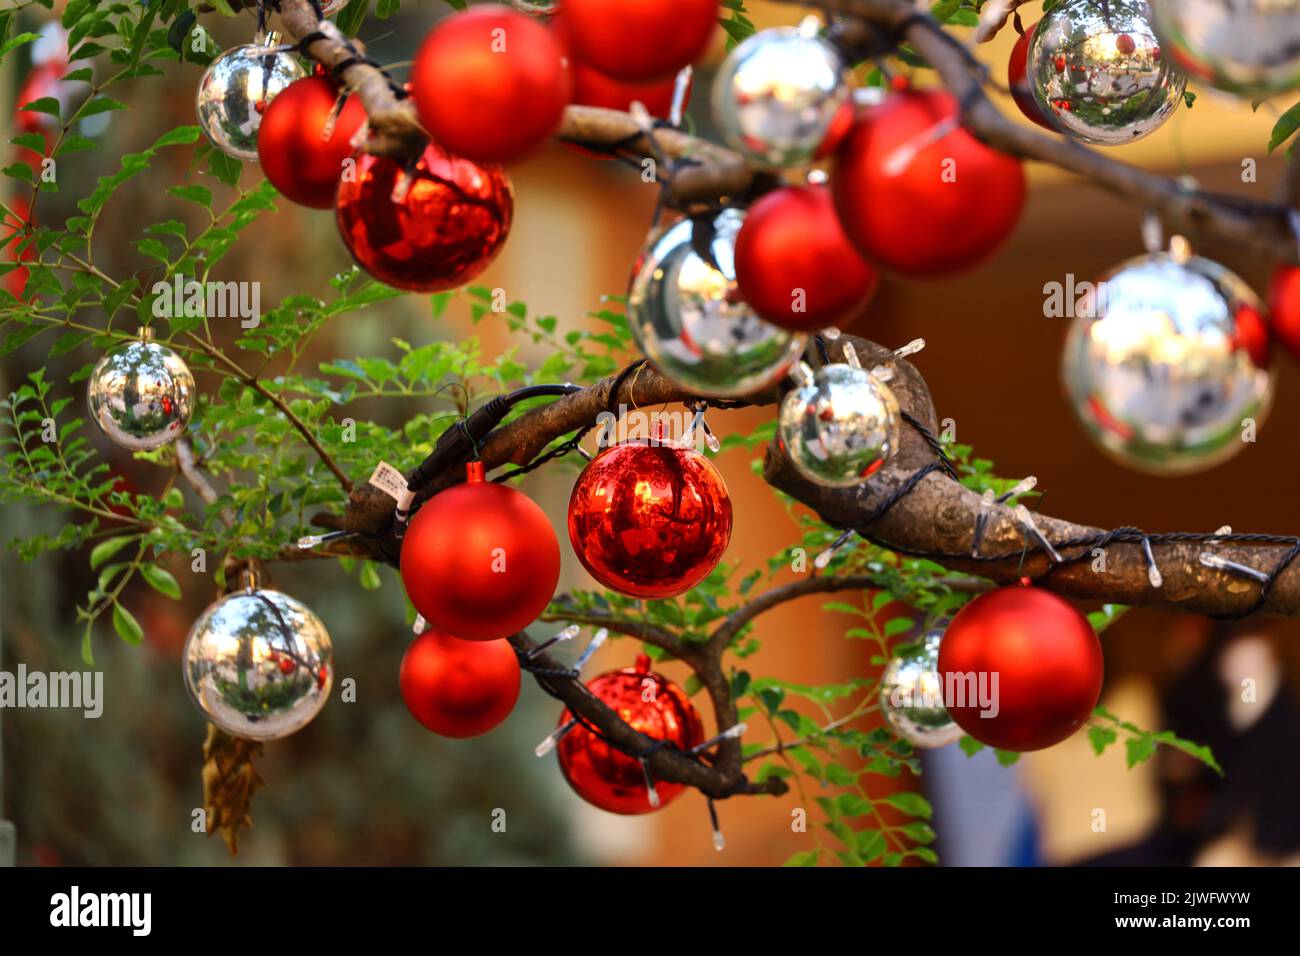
[634,653,653,674]
[465,460,485,483]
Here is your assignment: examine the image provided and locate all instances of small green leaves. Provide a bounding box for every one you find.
[112,602,143,645]
[90,535,138,570]
[140,563,181,600]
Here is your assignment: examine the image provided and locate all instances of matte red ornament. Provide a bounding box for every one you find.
[1268,265,1300,361]
[831,89,1026,277]
[567,437,732,598]
[1008,24,1056,131]
[258,75,367,209]
[400,628,521,737]
[735,184,878,332]
[411,5,571,164]
[571,59,682,116]
[335,141,513,292]
[401,461,560,641]
[557,654,704,814]
[556,0,718,83]
[937,587,1103,752]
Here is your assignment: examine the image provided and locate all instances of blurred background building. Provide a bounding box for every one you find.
[1,1,1298,866]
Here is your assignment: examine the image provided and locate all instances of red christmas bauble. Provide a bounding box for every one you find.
[411,5,571,164]
[567,438,732,598]
[937,587,1103,752]
[401,461,561,641]
[1008,24,1055,131]
[258,75,367,209]
[831,89,1026,277]
[571,59,681,115]
[335,141,513,292]
[1268,266,1300,361]
[556,0,718,83]
[734,184,879,332]
[400,628,521,737]
[557,654,704,814]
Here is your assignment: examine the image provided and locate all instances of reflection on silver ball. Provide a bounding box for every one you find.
[1150,0,1300,97]
[1029,0,1185,145]
[628,208,806,398]
[1062,251,1274,475]
[778,363,900,487]
[87,339,195,451]
[195,43,306,161]
[879,630,963,749]
[711,25,849,167]
[183,588,333,741]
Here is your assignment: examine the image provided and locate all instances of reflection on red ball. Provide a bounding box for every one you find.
[557,654,704,814]
[1008,24,1055,131]
[556,0,718,82]
[401,461,560,641]
[568,439,732,598]
[400,628,521,738]
[334,141,513,292]
[832,89,1025,277]
[734,184,878,332]
[938,587,1103,752]
[258,75,368,209]
[411,5,571,164]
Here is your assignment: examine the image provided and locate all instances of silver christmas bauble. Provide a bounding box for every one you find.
[879,630,963,749]
[778,363,900,487]
[195,42,306,161]
[86,338,195,451]
[183,588,333,741]
[1150,0,1300,97]
[1029,0,1185,145]
[711,25,849,167]
[627,208,806,398]
[1061,250,1275,475]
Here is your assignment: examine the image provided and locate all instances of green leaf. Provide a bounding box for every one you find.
[90,535,136,570]
[1269,101,1300,153]
[1124,735,1158,769]
[80,96,127,117]
[1087,724,1118,756]
[20,96,61,119]
[140,563,181,600]
[783,849,820,867]
[112,603,143,645]
[881,791,933,819]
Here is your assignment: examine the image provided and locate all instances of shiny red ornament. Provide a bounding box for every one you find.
[1008,24,1055,131]
[735,184,878,332]
[400,628,521,737]
[556,0,718,83]
[411,5,571,164]
[401,461,561,641]
[1268,265,1300,362]
[258,75,367,209]
[832,89,1026,277]
[335,141,513,292]
[571,59,682,115]
[937,587,1104,752]
[567,437,732,598]
[557,654,704,814]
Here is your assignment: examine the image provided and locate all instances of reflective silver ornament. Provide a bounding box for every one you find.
[86,336,195,451]
[879,630,963,749]
[1029,0,1185,145]
[627,208,806,398]
[1061,248,1275,475]
[183,588,333,740]
[778,363,900,487]
[195,38,306,161]
[711,23,849,167]
[1150,0,1300,97]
